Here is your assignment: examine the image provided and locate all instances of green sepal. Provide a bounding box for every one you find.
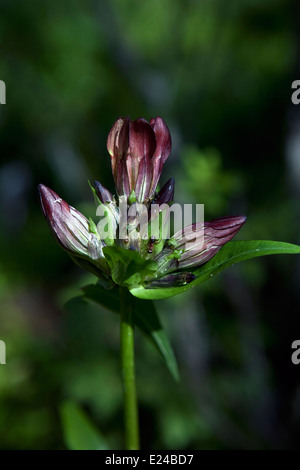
[128,189,137,204]
[103,245,157,287]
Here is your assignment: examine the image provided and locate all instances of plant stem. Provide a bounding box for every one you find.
[120,287,140,450]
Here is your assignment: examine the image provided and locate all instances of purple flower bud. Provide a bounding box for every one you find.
[107,116,171,202]
[146,272,196,288]
[149,117,172,194]
[38,184,104,262]
[107,117,130,198]
[173,215,246,269]
[94,180,114,203]
[153,177,175,205]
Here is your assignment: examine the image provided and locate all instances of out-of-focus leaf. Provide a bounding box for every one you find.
[129,240,300,300]
[60,402,109,450]
[80,284,179,381]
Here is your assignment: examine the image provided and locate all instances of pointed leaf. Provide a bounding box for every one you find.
[130,240,300,300]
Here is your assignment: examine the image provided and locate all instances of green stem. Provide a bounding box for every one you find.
[120,287,140,450]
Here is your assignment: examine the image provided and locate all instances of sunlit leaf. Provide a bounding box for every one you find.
[130,240,300,300]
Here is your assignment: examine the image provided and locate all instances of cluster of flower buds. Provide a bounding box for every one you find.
[39,116,246,289]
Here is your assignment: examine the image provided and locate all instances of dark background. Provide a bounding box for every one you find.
[0,0,300,449]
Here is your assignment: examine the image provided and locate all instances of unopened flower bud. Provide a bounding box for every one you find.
[38,184,107,270]
[174,215,246,269]
[146,272,196,288]
[107,116,171,202]
[94,180,114,203]
[152,177,175,205]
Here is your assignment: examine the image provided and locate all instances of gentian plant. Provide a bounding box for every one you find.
[39,117,300,450]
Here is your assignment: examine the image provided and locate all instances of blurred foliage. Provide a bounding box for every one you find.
[60,402,109,450]
[0,0,300,450]
[179,145,243,217]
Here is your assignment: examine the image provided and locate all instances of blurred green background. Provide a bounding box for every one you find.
[0,0,300,449]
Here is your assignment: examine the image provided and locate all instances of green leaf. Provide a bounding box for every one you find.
[130,240,300,300]
[81,284,121,312]
[60,402,109,450]
[134,298,179,381]
[80,284,179,381]
[103,245,157,287]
